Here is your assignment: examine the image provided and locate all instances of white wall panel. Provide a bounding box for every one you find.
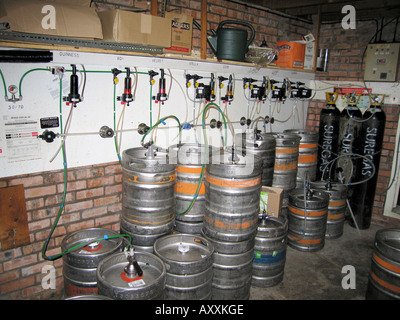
[0,49,315,178]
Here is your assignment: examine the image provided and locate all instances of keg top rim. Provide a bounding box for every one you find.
[97,251,166,289]
[153,234,214,263]
[375,228,400,250]
[61,227,123,255]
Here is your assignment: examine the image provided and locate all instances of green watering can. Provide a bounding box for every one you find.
[193,19,255,62]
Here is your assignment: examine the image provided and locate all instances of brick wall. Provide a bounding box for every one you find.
[305,19,400,228]
[0,162,122,299]
[157,0,313,55]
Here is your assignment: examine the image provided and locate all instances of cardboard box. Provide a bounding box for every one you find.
[163,12,193,55]
[98,10,171,48]
[259,186,283,218]
[0,0,103,39]
[275,41,305,69]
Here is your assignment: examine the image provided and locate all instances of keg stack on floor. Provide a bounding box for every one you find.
[235,130,289,288]
[252,215,288,287]
[284,129,319,188]
[60,128,350,300]
[201,146,263,300]
[235,130,276,187]
[120,145,177,252]
[173,143,209,235]
[267,132,301,218]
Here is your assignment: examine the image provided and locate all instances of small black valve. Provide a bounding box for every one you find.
[39,130,57,143]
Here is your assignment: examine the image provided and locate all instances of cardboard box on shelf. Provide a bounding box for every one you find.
[0,0,103,39]
[163,12,193,55]
[275,41,306,69]
[259,186,283,218]
[98,10,172,48]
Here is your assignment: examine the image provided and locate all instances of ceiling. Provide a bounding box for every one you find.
[229,0,400,24]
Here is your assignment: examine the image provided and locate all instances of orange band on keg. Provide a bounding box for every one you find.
[370,272,400,294]
[299,143,318,149]
[127,174,176,184]
[373,253,400,274]
[125,214,174,225]
[298,154,318,163]
[175,182,206,195]
[205,175,261,188]
[274,161,297,171]
[329,199,346,207]
[204,215,257,230]
[288,205,327,217]
[276,147,298,154]
[327,212,345,220]
[288,234,323,244]
[177,166,203,174]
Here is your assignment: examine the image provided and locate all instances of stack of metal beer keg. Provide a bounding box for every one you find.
[61,127,349,300]
[201,146,262,299]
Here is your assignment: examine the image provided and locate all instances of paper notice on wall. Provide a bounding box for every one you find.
[2,115,41,162]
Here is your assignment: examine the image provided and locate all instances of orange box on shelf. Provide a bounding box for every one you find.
[275,41,306,69]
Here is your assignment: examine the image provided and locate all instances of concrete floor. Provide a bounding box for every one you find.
[249,221,382,300]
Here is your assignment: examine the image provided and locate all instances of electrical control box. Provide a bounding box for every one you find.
[364,43,400,82]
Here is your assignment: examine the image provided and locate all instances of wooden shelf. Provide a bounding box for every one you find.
[0,39,316,75]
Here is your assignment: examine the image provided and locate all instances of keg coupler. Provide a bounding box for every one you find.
[145,144,158,159]
[121,248,144,283]
[229,146,240,163]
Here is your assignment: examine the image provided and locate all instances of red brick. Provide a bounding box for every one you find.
[107,203,122,213]
[3,254,38,272]
[209,4,227,16]
[0,276,35,294]
[74,167,104,180]
[57,180,87,193]
[87,176,115,188]
[105,184,122,195]
[57,212,81,225]
[0,269,20,284]
[25,185,57,199]
[9,176,43,188]
[93,195,120,207]
[105,164,122,175]
[29,219,50,232]
[43,172,64,184]
[26,198,44,210]
[64,200,93,213]
[81,207,108,220]
[66,220,95,233]
[95,213,120,226]
[76,187,104,200]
